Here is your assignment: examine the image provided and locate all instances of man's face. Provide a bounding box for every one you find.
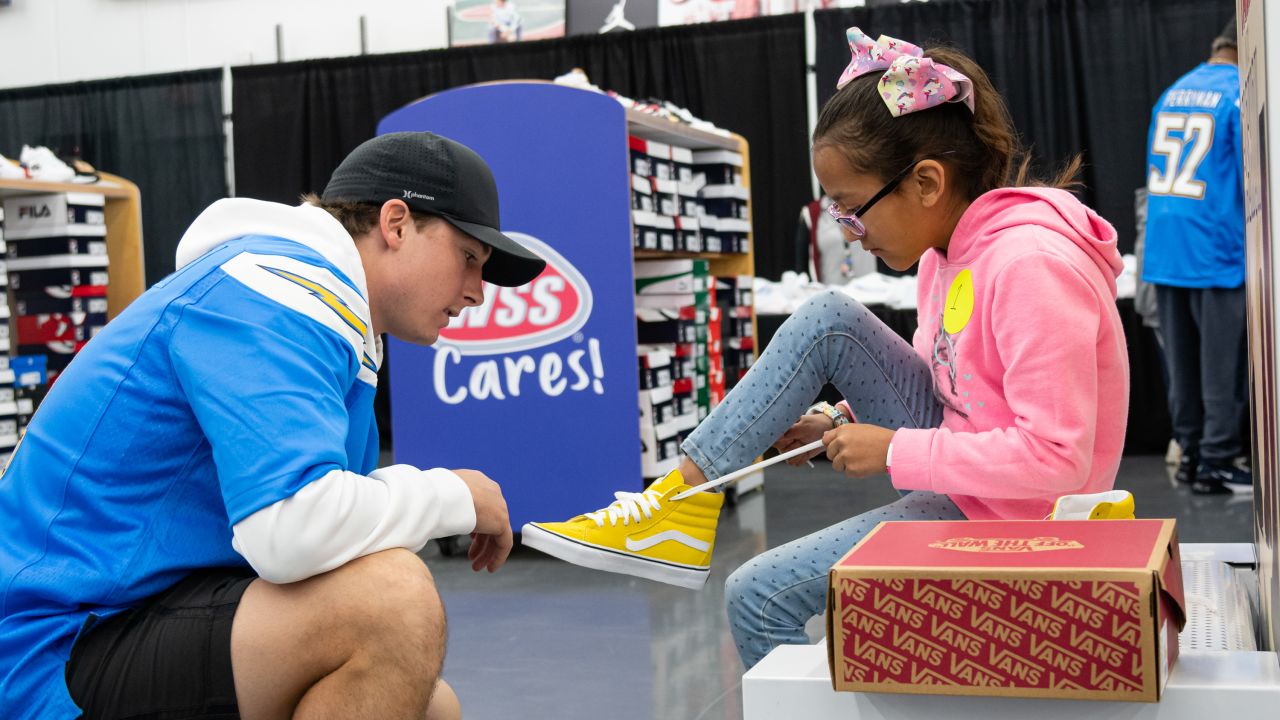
[385,217,491,345]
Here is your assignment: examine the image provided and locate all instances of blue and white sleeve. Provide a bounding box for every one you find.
[169,255,475,584]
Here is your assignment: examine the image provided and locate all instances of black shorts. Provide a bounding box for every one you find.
[66,567,257,719]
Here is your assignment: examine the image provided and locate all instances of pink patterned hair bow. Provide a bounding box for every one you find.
[836,26,975,118]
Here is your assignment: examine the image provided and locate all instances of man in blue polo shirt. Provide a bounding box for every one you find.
[0,132,544,719]
[1143,17,1250,495]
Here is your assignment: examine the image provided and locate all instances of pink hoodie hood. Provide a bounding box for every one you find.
[887,187,1129,521]
[945,186,1124,295]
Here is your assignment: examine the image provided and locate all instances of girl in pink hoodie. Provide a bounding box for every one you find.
[714,28,1128,667]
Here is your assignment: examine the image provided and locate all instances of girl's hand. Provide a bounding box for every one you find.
[823,424,896,477]
[773,414,834,465]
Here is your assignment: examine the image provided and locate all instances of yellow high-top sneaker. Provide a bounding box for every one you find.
[520,469,724,589]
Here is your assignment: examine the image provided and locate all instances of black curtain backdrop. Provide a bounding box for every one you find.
[815,0,1235,256]
[0,70,227,286]
[232,15,812,281]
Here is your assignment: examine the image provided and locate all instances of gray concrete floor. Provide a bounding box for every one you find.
[419,455,1255,720]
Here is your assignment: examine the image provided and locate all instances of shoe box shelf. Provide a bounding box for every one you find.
[0,174,144,462]
[626,109,758,482]
[379,81,758,528]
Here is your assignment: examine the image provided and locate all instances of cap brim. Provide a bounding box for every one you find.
[444,217,547,287]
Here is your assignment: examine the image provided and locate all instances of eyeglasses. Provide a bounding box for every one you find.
[825,151,955,239]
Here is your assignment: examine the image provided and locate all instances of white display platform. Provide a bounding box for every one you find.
[742,544,1280,719]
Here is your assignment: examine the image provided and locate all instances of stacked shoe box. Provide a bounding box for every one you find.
[715,275,755,391]
[706,303,725,406]
[629,137,705,254]
[693,149,751,254]
[0,209,14,465]
[638,345,680,480]
[671,146,704,253]
[636,259,729,480]
[2,192,109,384]
[11,355,47,438]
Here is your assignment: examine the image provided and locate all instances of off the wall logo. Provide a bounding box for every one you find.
[929,537,1084,553]
[433,232,604,404]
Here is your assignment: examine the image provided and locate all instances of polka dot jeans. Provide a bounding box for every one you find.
[725,491,964,668]
[678,290,964,668]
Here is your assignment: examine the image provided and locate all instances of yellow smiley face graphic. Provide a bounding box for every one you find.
[943,269,974,335]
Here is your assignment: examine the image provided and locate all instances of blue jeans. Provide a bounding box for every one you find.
[680,290,965,668]
[1154,284,1248,464]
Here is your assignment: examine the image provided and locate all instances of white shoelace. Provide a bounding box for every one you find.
[585,489,664,527]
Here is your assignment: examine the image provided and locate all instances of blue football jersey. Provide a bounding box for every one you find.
[0,234,381,719]
[1142,62,1244,288]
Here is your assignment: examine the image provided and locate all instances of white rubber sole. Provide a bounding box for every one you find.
[520,523,710,590]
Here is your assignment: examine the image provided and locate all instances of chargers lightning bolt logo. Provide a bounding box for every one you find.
[260,265,378,372]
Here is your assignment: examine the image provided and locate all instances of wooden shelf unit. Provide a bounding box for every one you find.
[625,110,759,372]
[0,172,145,328]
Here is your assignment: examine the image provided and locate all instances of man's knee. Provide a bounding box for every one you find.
[329,550,446,659]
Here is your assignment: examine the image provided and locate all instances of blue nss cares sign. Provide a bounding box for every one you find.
[378,82,640,528]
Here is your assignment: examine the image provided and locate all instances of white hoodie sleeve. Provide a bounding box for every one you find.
[231,465,476,584]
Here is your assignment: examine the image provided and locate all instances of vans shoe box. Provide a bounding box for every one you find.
[827,519,1185,703]
[6,237,107,259]
[631,174,654,213]
[633,210,660,251]
[635,259,709,296]
[699,184,750,221]
[13,295,108,316]
[629,136,654,178]
[8,266,109,293]
[691,149,743,187]
[16,313,108,344]
[638,345,674,390]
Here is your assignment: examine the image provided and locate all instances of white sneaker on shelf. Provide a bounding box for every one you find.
[19,145,76,183]
[0,154,27,180]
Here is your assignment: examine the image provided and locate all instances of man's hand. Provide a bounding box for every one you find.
[452,469,512,572]
[822,424,896,477]
[773,414,834,465]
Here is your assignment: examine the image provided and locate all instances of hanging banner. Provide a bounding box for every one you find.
[567,0,658,34]
[449,0,566,46]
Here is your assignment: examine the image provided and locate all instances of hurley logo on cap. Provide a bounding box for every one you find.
[402,190,436,201]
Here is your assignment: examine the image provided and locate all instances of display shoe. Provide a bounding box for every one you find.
[0,154,27,180]
[19,145,76,183]
[521,469,723,589]
[60,153,99,183]
[1191,460,1253,495]
[1049,490,1135,520]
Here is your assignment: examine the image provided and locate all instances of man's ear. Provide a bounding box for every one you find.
[912,159,948,209]
[378,199,414,250]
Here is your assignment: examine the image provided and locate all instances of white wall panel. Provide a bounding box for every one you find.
[54,0,147,82]
[363,0,450,55]
[139,0,192,75]
[0,0,452,89]
[0,1,63,89]
[182,0,281,67]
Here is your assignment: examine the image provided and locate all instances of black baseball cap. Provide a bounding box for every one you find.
[323,131,546,287]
